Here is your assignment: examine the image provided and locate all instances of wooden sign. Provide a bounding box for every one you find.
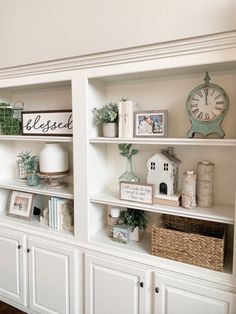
[22,110,73,136]
[119,182,153,204]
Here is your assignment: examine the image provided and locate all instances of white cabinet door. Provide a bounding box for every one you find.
[0,228,27,306]
[28,237,78,314]
[85,254,150,314]
[154,273,235,314]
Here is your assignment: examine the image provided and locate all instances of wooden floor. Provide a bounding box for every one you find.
[0,301,26,313]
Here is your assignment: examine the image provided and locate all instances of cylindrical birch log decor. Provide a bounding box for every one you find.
[197,161,214,208]
[181,170,197,209]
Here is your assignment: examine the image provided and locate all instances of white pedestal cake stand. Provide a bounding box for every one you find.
[38,172,70,188]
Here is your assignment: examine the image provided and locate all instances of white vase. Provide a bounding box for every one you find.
[129,227,144,242]
[103,123,118,138]
[39,143,69,174]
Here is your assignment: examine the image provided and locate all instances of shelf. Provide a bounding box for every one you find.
[0,179,73,199]
[91,227,233,275]
[0,135,73,142]
[90,191,235,224]
[91,226,151,255]
[89,137,236,147]
[0,212,74,239]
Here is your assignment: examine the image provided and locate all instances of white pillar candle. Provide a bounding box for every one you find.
[110,207,121,218]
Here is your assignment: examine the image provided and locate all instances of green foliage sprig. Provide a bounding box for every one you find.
[93,102,118,124]
[17,151,38,172]
[118,144,138,160]
[119,208,148,232]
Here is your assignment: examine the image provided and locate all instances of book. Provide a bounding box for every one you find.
[118,100,138,138]
[118,101,124,138]
[153,193,181,207]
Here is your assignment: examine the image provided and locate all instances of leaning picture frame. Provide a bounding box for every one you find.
[134,110,168,137]
[8,191,35,220]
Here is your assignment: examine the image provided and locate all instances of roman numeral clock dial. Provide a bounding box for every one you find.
[186,72,229,138]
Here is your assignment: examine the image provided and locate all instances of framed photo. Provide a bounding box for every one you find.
[134,110,168,137]
[22,110,73,136]
[8,191,35,220]
[120,182,153,205]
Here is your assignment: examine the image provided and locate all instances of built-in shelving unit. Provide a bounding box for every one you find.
[0,75,74,236]
[81,49,236,282]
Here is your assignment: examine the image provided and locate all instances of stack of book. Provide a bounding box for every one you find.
[48,197,73,230]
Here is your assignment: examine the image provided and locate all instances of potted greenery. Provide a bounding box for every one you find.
[119,208,148,241]
[93,102,118,137]
[16,151,34,180]
[26,156,40,186]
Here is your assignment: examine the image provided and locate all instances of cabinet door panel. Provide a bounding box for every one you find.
[0,229,26,306]
[85,254,149,314]
[28,237,77,314]
[154,273,235,314]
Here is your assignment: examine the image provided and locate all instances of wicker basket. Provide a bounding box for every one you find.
[152,214,226,271]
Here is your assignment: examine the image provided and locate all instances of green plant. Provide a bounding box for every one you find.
[119,208,148,231]
[26,156,39,173]
[118,144,138,160]
[17,151,38,172]
[93,102,118,124]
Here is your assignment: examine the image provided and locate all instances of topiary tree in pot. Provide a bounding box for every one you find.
[119,208,148,241]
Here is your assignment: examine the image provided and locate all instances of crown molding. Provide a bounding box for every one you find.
[0,30,236,79]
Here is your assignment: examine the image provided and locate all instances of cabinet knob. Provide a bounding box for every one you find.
[140,282,144,288]
[155,287,159,293]
[18,245,21,250]
[27,248,31,253]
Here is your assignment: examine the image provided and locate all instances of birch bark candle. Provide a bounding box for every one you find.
[181,170,196,209]
[197,161,214,208]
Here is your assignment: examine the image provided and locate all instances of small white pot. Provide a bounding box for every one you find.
[103,123,118,138]
[129,227,144,242]
[110,207,121,218]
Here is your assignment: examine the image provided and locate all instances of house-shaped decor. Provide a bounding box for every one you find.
[147,147,182,198]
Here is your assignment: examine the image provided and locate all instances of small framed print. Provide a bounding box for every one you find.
[120,182,154,205]
[8,191,35,220]
[113,224,129,244]
[134,110,168,137]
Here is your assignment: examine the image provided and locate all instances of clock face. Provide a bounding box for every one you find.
[189,86,226,121]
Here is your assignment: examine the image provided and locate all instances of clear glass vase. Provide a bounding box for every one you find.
[119,158,140,183]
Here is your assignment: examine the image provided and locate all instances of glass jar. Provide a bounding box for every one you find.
[119,158,140,183]
[27,172,40,186]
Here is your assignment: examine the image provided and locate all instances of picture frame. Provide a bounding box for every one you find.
[134,110,168,137]
[21,110,73,136]
[119,181,154,205]
[8,191,35,220]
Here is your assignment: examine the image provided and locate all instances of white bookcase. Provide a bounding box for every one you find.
[0,75,75,237]
[0,31,236,314]
[77,47,236,285]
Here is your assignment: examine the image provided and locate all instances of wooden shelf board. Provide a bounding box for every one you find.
[90,191,235,224]
[0,213,74,239]
[89,137,236,147]
[0,179,73,199]
[90,227,233,276]
[0,135,73,142]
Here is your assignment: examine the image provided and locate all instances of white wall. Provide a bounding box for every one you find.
[0,0,235,69]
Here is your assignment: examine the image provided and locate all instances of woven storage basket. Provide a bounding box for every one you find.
[152,214,226,271]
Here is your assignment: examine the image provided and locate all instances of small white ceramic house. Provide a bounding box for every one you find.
[147,147,181,197]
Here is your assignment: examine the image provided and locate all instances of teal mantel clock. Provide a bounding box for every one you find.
[186,72,229,138]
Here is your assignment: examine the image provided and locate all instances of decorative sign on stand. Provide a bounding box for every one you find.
[22,110,73,136]
[119,182,153,204]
